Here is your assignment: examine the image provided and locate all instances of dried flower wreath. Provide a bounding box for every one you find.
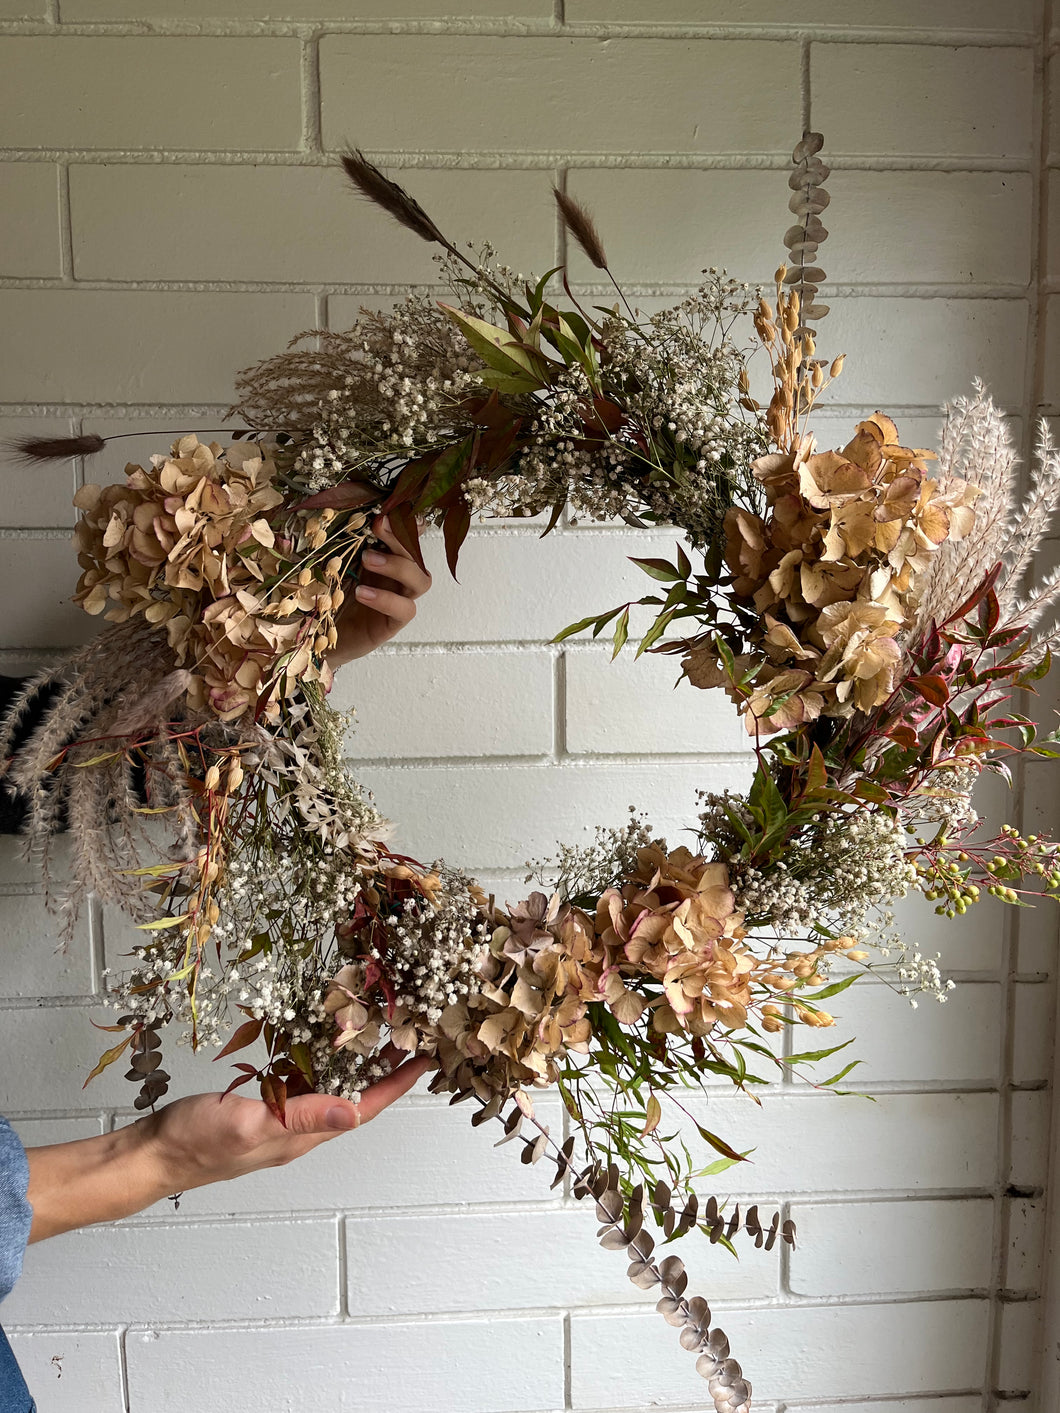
[4,132,1060,1412]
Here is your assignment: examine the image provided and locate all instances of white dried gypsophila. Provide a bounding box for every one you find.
[360,862,491,1026]
[525,806,655,900]
[904,763,981,838]
[293,297,484,490]
[311,1036,395,1104]
[710,800,918,940]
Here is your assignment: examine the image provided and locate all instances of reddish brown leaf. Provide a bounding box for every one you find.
[909,674,949,707]
[214,1016,264,1061]
[443,501,471,579]
[260,1073,287,1127]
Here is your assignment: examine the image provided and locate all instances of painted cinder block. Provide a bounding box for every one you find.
[0,537,96,650]
[564,643,754,757]
[4,1332,123,1413]
[821,979,1001,1085]
[1011,980,1055,1085]
[996,1297,1041,1392]
[566,169,1031,290]
[5,1218,340,1324]
[813,43,1034,160]
[320,36,800,156]
[0,38,303,151]
[0,290,317,405]
[1005,1195,1046,1293]
[334,648,556,759]
[566,0,1035,28]
[63,0,551,15]
[124,1317,566,1413]
[823,170,1032,287]
[787,1197,994,1297]
[569,1299,990,1406]
[134,1094,569,1217]
[344,1205,778,1315]
[0,163,60,278]
[817,297,1029,411]
[1010,1089,1051,1189]
[679,1091,999,1196]
[0,418,79,529]
[375,527,701,645]
[0,890,94,999]
[70,165,558,285]
[348,757,755,869]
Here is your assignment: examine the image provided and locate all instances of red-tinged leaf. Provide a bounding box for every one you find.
[290,1042,315,1087]
[415,439,472,515]
[540,498,565,539]
[214,1016,264,1061]
[83,1034,134,1088]
[231,1062,259,1074]
[1027,648,1053,682]
[805,744,828,793]
[388,503,427,573]
[631,557,683,583]
[260,1073,287,1127]
[464,391,510,429]
[443,501,471,580]
[852,779,889,803]
[285,1066,314,1098]
[943,561,1003,628]
[379,458,432,516]
[223,1071,259,1096]
[909,674,949,707]
[90,1020,133,1033]
[590,397,625,433]
[480,420,520,473]
[888,724,919,750]
[694,1124,748,1164]
[293,481,379,513]
[979,589,1001,635]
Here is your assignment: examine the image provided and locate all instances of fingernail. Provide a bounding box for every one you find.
[355,584,378,601]
[325,1105,357,1131]
[363,550,387,567]
[380,515,391,532]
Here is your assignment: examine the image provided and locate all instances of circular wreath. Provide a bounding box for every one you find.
[4,133,1060,1413]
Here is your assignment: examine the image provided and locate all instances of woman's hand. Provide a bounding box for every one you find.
[330,511,433,669]
[26,1047,430,1242]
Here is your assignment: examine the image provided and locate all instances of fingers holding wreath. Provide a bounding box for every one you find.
[332,514,433,666]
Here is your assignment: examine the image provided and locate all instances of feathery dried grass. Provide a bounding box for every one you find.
[553,188,609,270]
[6,434,107,463]
[341,148,448,247]
[0,620,202,930]
[912,385,1018,636]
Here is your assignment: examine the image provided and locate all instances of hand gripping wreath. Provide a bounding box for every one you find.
[5,133,1060,1412]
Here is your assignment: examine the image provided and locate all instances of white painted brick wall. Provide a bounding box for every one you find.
[0,6,1056,1413]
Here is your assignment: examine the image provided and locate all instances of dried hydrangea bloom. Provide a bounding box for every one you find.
[72,436,369,720]
[686,413,979,733]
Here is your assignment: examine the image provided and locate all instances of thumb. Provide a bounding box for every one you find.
[281,1093,362,1137]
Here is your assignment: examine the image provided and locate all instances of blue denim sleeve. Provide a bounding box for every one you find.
[0,1118,31,1305]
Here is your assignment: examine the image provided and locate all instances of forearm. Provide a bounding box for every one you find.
[25,1118,172,1242]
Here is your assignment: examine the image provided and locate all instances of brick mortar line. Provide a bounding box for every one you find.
[0,19,1040,44]
[0,149,1037,171]
[0,1290,997,1336]
[0,280,1035,298]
